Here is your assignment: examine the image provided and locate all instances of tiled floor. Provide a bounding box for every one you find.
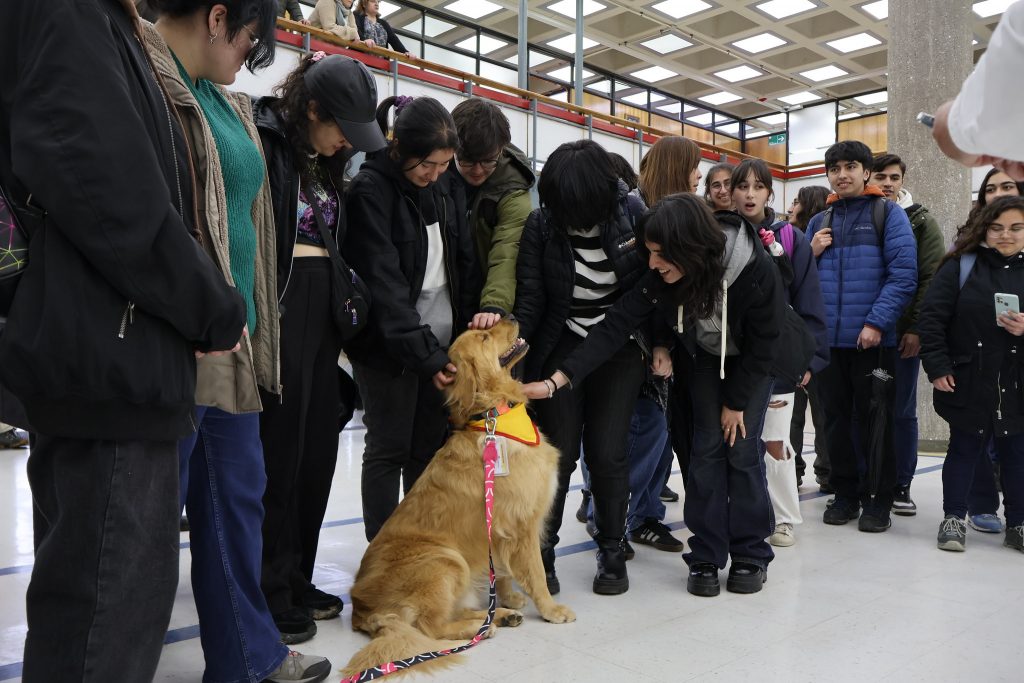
[0,419,1020,682]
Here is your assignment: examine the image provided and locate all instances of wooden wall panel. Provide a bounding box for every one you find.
[650,113,682,136]
[715,135,741,152]
[684,124,714,145]
[838,113,888,153]
[745,136,788,166]
[581,92,611,116]
[614,103,650,126]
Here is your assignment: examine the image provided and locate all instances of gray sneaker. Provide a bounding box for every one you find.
[263,651,331,683]
[1005,524,1024,554]
[937,515,967,552]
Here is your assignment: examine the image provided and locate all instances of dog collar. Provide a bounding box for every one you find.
[466,402,540,446]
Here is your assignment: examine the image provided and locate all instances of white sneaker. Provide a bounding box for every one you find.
[769,523,795,547]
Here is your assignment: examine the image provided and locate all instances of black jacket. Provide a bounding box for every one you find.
[919,247,1024,437]
[513,184,650,382]
[0,0,246,439]
[561,213,783,411]
[252,97,350,301]
[354,12,408,52]
[343,151,479,377]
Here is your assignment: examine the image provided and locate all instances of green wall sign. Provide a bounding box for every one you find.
[768,133,787,146]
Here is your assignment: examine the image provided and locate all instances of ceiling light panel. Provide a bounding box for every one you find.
[717,122,740,135]
[974,0,1017,18]
[860,0,888,19]
[838,112,860,120]
[799,65,849,82]
[755,0,817,19]
[732,33,788,54]
[854,90,888,105]
[445,0,503,20]
[586,79,612,93]
[747,130,770,138]
[404,17,457,37]
[687,112,714,125]
[504,50,555,67]
[547,66,596,81]
[651,0,713,20]
[548,0,607,18]
[455,35,509,54]
[621,92,651,105]
[756,113,787,125]
[630,66,679,82]
[546,34,600,52]
[657,102,683,113]
[714,65,763,82]
[779,91,821,104]
[378,1,401,16]
[826,32,883,53]
[641,34,694,54]
[698,91,742,105]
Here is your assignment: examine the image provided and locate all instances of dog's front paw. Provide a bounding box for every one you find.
[541,604,576,624]
[498,610,524,627]
[501,591,527,609]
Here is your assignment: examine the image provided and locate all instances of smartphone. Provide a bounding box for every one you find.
[917,112,935,129]
[995,292,1020,326]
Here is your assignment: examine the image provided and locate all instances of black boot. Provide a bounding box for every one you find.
[575,489,591,523]
[541,546,560,595]
[593,541,628,595]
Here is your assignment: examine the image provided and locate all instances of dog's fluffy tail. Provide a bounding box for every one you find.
[341,614,464,679]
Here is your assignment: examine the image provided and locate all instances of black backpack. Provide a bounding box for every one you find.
[819,196,888,244]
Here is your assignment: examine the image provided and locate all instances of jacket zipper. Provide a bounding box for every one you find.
[439,198,458,326]
[279,177,301,302]
[118,302,135,339]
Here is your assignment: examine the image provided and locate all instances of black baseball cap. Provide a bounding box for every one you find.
[304,55,386,153]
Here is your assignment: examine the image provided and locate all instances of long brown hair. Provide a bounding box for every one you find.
[637,136,701,205]
[943,195,1024,268]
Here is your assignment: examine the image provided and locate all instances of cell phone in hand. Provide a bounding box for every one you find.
[995,292,1020,326]
[917,112,935,129]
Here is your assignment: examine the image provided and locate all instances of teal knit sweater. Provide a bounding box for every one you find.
[175,56,261,334]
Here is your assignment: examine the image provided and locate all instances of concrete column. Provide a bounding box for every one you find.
[888,0,973,445]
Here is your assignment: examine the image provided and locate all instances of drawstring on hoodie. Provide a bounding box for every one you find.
[720,279,728,380]
[677,304,684,333]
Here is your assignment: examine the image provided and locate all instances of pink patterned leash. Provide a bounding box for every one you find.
[339,410,500,682]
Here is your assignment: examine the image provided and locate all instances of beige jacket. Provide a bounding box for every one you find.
[310,0,359,41]
[143,23,281,414]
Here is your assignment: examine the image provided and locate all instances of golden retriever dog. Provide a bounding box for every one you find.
[343,319,575,677]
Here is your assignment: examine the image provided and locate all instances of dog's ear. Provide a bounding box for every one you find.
[445,345,480,426]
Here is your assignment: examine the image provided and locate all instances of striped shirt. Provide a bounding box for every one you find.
[566,225,620,337]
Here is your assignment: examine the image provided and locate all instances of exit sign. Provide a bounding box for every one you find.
[768,133,787,146]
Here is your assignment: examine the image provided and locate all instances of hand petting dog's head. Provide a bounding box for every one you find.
[445,319,528,426]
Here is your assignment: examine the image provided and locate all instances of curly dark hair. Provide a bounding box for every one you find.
[793,185,830,230]
[944,195,1024,268]
[151,0,277,71]
[639,193,725,318]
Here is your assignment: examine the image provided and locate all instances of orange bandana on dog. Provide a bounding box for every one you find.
[466,402,541,446]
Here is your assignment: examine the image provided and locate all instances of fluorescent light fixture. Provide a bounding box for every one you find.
[621,92,650,105]
[698,91,742,105]
[548,0,607,18]
[651,0,712,19]
[547,66,595,81]
[756,113,787,125]
[455,35,509,54]
[504,50,555,67]
[546,34,599,52]
[732,33,788,54]
[860,0,888,19]
[640,34,693,54]
[800,65,849,82]
[974,0,1016,18]
[714,65,763,82]
[657,102,683,113]
[404,17,457,36]
[717,122,740,135]
[879,106,888,111]
[747,130,770,138]
[378,1,401,16]
[687,112,714,125]
[838,112,860,120]
[586,79,612,93]
[684,103,697,112]
[779,91,821,105]
[755,0,817,19]
[445,0,503,20]
[826,32,882,53]
[630,66,679,82]
[854,90,888,105]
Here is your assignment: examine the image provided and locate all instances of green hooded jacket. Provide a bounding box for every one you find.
[464,145,535,314]
[898,202,946,336]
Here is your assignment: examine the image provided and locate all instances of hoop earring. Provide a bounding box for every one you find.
[209,32,219,44]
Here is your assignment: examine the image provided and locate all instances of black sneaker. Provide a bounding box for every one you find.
[301,588,343,620]
[892,486,917,517]
[0,429,28,449]
[686,562,720,597]
[575,489,591,523]
[726,562,766,594]
[273,607,317,645]
[541,547,560,595]
[629,519,685,552]
[593,543,628,595]
[858,511,892,533]
[937,515,967,552]
[659,485,680,502]
[823,498,860,525]
[1005,524,1024,553]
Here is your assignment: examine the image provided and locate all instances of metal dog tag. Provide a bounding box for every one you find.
[493,437,510,476]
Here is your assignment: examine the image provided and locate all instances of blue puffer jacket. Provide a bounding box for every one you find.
[806,192,917,348]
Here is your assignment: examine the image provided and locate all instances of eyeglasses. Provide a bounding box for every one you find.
[456,156,500,171]
[986,224,1024,236]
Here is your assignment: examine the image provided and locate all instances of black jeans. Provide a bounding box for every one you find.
[817,347,898,512]
[535,330,645,547]
[259,258,344,615]
[668,347,693,487]
[24,436,179,683]
[681,350,774,570]
[353,362,448,541]
[790,374,830,482]
[946,426,1024,526]
[968,439,1001,515]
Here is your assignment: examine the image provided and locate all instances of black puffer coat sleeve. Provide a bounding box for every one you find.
[918,258,959,382]
[513,209,548,344]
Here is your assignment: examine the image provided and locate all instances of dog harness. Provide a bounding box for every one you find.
[340,409,503,682]
[466,401,540,446]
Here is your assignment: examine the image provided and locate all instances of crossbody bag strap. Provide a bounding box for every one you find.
[305,187,347,270]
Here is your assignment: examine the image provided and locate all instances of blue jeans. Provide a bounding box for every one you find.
[179,407,288,683]
[893,355,920,488]
[945,426,1024,526]
[682,351,775,570]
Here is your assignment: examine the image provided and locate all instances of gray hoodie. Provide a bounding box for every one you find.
[695,222,755,359]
